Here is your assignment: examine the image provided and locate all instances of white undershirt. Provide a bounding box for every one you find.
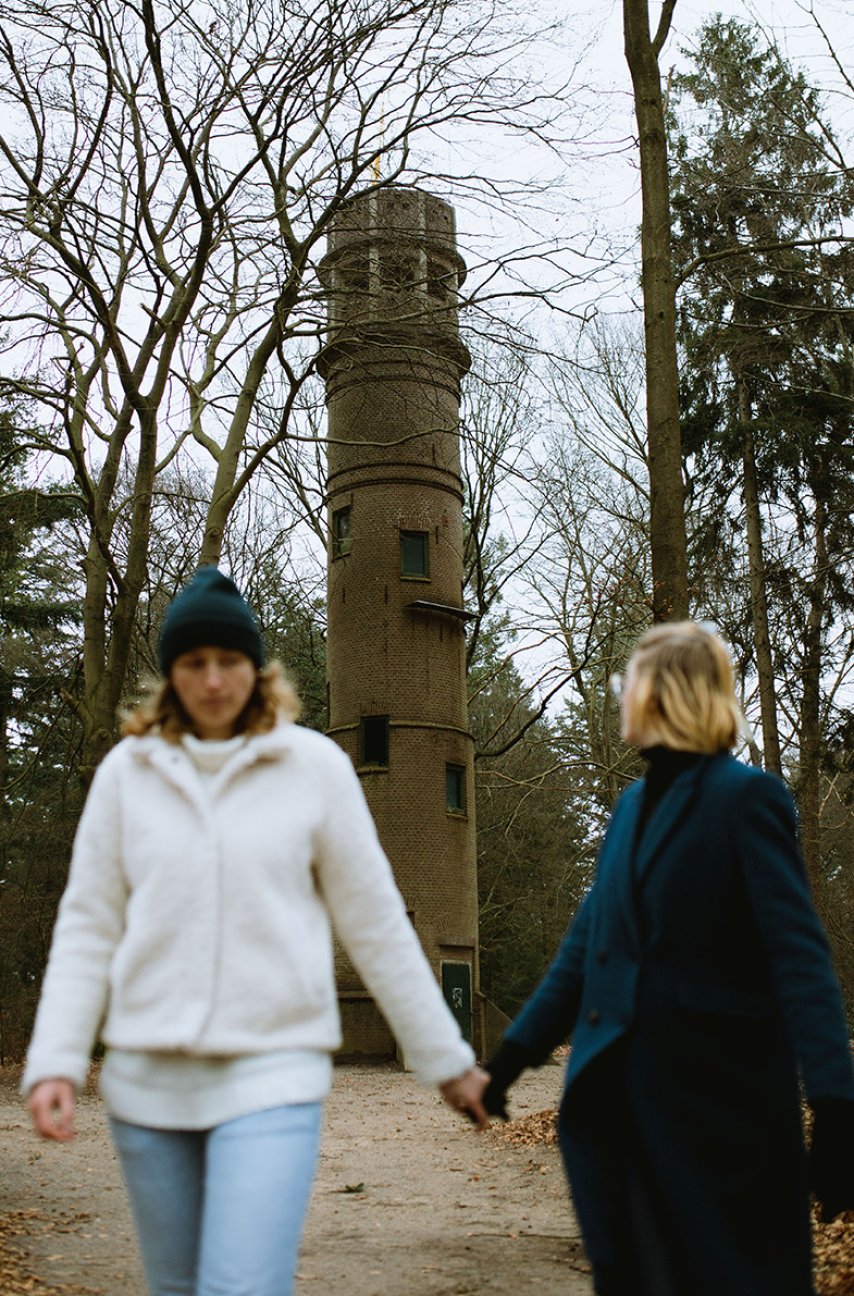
[99,731,331,1129]
[180,731,246,782]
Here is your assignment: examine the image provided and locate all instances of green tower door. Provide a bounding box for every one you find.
[441,960,472,1043]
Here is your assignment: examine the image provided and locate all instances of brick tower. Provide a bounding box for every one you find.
[319,188,479,1059]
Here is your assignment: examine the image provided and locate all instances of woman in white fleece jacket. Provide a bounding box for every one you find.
[25,567,487,1296]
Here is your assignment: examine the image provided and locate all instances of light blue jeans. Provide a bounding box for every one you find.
[110,1103,323,1296]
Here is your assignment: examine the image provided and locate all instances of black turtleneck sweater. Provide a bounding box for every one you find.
[635,746,709,845]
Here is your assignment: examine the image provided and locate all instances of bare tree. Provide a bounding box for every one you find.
[527,421,649,808]
[550,318,649,494]
[460,340,546,662]
[0,0,578,777]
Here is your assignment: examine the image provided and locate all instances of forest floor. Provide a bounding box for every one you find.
[2,1062,851,1296]
[0,1061,594,1296]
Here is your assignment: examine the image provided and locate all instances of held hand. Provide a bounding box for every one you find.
[480,1038,536,1122]
[440,1066,491,1130]
[28,1079,77,1142]
[481,1074,510,1121]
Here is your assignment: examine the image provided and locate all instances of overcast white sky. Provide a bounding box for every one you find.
[453,0,854,325]
[583,0,853,83]
[583,0,854,174]
[449,0,854,679]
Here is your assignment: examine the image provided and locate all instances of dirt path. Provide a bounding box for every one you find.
[1,1063,594,1295]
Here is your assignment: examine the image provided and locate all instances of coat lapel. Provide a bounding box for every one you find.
[632,756,714,887]
[597,783,645,950]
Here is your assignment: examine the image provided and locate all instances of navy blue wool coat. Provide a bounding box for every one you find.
[506,754,854,1296]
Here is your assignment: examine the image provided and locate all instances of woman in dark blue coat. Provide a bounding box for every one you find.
[482,622,854,1296]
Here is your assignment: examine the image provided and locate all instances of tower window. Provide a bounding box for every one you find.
[360,715,389,766]
[427,258,454,300]
[379,251,417,292]
[400,530,429,578]
[445,763,466,814]
[332,507,351,558]
[339,256,370,296]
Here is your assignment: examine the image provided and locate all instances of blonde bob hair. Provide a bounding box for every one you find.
[121,659,301,742]
[623,622,744,753]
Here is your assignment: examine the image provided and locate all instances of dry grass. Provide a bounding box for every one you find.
[812,1206,854,1294]
[0,1210,102,1296]
[491,1107,558,1148]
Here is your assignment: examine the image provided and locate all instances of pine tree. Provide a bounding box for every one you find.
[669,17,854,893]
[0,399,84,1060]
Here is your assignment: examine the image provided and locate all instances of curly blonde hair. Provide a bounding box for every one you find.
[623,622,744,753]
[121,659,301,742]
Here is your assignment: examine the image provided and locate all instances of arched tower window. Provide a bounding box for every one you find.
[338,257,370,296]
[379,249,417,292]
[427,257,455,300]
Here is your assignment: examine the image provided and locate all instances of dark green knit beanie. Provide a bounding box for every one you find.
[157,567,264,674]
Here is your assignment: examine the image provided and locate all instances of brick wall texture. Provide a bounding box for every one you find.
[321,188,480,1057]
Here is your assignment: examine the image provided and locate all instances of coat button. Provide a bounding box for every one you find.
[587,1008,601,1025]
[596,949,609,965]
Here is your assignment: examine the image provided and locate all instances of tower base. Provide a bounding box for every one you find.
[337,992,396,1060]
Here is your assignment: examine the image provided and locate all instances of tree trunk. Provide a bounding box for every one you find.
[623,0,689,622]
[738,380,782,774]
[78,411,157,786]
[78,558,148,787]
[796,489,827,890]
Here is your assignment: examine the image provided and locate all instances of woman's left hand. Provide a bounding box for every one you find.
[28,1079,76,1141]
[440,1066,491,1130]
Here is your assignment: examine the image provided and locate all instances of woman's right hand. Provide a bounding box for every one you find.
[28,1079,76,1141]
[440,1066,491,1130]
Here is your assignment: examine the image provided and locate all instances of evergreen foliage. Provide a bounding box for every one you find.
[0,400,84,1062]
[669,18,854,1002]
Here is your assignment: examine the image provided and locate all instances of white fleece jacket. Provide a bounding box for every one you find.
[23,724,474,1092]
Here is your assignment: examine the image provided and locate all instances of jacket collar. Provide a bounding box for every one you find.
[128,723,297,809]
